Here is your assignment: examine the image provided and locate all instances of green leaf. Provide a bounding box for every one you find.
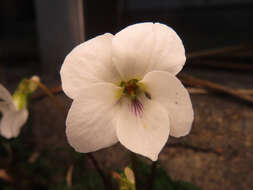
[134,158,202,190]
[173,181,202,190]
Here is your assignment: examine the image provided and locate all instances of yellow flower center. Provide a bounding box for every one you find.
[117,79,151,117]
[120,79,139,100]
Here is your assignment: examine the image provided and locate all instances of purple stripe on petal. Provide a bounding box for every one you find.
[131,99,143,117]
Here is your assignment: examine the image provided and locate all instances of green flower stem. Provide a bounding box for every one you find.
[147,161,157,190]
[34,81,67,116]
[87,153,111,190]
[130,153,139,190]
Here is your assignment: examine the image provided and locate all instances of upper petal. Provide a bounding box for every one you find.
[141,71,194,137]
[0,108,28,139]
[0,84,13,102]
[60,33,121,99]
[116,97,170,161]
[112,22,185,80]
[66,82,121,153]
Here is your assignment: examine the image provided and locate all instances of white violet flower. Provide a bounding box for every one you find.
[0,76,40,139]
[60,23,194,161]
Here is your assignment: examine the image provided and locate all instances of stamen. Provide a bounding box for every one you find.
[131,99,143,117]
[145,92,151,99]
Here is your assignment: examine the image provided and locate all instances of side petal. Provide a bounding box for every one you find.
[116,97,170,161]
[0,101,11,113]
[112,23,185,80]
[0,84,13,102]
[141,71,194,137]
[66,82,121,153]
[0,108,28,139]
[60,33,121,99]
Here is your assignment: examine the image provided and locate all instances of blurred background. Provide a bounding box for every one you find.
[0,0,253,190]
[1,0,253,78]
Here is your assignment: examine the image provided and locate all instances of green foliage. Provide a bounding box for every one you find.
[173,181,202,190]
[113,167,136,190]
[135,158,202,190]
[0,128,201,190]
[49,171,105,190]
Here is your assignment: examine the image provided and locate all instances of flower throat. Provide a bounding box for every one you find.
[120,79,151,116]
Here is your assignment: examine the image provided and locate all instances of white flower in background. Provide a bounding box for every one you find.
[0,76,40,139]
[60,23,193,161]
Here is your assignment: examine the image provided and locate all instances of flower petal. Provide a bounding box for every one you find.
[0,101,11,113]
[0,108,28,139]
[60,33,121,99]
[66,82,121,153]
[0,84,13,102]
[112,22,185,80]
[116,97,170,161]
[141,71,193,137]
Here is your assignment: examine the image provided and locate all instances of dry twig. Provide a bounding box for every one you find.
[31,82,66,116]
[0,169,13,183]
[179,74,253,104]
[187,87,253,95]
[28,152,40,164]
[66,165,73,188]
[31,85,62,100]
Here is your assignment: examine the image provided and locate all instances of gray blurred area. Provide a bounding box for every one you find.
[127,0,253,10]
[0,0,253,76]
